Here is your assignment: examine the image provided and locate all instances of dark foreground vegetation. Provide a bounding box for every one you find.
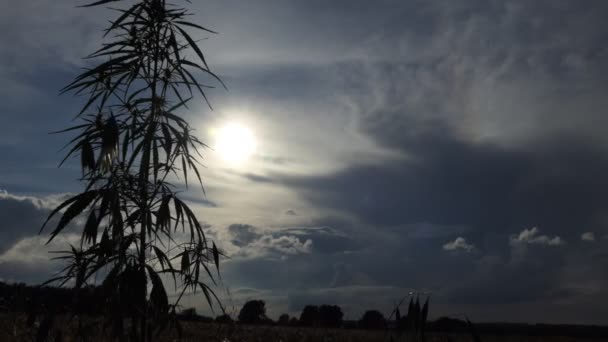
[1,315,607,342]
[1,282,607,341]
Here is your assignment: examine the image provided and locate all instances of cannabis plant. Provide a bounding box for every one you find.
[40,0,223,340]
[386,295,429,342]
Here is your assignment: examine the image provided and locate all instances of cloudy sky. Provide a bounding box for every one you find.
[2,0,608,325]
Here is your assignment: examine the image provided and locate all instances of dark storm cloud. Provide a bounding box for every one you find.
[0,191,53,252]
[282,225,361,255]
[228,224,262,247]
[278,0,608,241]
[276,122,608,312]
[260,0,608,322]
[0,69,89,194]
[282,129,608,239]
[217,244,335,291]
[442,243,571,305]
[0,261,52,284]
[223,223,357,257]
[0,192,79,284]
[211,224,366,295]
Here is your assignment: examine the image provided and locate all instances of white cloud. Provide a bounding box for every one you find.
[208,224,314,260]
[443,237,474,252]
[510,227,565,246]
[581,232,596,242]
[0,189,69,210]
[0,234,79,265]
[251,235,313,256]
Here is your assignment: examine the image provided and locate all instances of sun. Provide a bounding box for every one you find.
[214,123,257,165]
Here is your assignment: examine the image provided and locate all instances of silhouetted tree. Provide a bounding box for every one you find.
[177,307,212,322]
[298,304,343,327]
[180,307,197,318]
[40,0,225,340]
[359,310,387,330]
[278,313,290,326]
[319,305,343,328]
[216,314,233,324]
[238,300,268,324]
[299,305,319,327]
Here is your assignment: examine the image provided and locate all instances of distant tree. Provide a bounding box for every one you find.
[299,305,319,327]
[298,304,343,327]
[359,310,387,330]
[427,316,467,332]
[319,305,343,328]
[278,313,290,326]
[238,300,268,324]
[289,317,299,326]
[202,315,214,323]
[180,307,198,318]
[216,314,233,324]
[343,320,359,329]
[178,307,212,322]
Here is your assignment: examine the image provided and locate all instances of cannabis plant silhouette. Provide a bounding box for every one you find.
[39,0,224,340]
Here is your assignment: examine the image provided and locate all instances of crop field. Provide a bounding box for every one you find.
[0,315,605,342]
[174,323,607,342]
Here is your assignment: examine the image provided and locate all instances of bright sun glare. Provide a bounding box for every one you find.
[215,123,257,165]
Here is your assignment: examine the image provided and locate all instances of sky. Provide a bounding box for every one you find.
[2,0,608,325]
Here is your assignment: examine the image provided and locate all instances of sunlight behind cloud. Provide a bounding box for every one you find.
[214,122,257,165]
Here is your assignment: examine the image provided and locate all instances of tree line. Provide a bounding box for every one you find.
[2,282,608,339]
[176,299,608,339]
[0,282,415,330]
[179,299,382,329]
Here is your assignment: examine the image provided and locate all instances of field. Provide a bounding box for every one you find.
[175,323,608,342]
[1,315,605,342]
